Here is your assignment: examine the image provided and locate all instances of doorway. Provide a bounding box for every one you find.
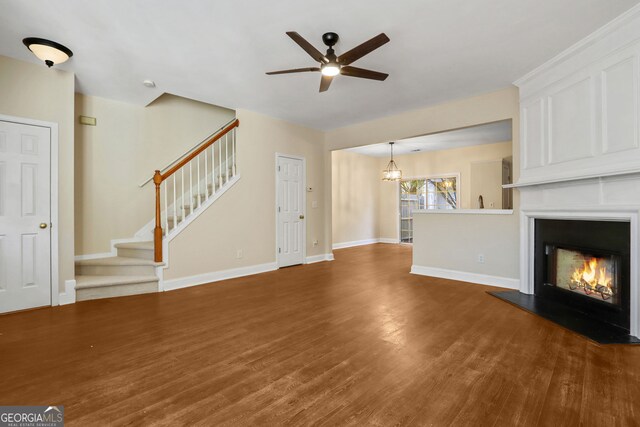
[0,118,54,313]
[276,154,306,267]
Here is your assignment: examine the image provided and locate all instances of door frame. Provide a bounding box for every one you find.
[275,153,306,268]
[0,114,59,306]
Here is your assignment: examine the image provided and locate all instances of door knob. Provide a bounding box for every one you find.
[39,223,48,229]
[299,215,305,219]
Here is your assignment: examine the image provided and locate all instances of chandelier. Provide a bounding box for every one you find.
[382,142,402,181]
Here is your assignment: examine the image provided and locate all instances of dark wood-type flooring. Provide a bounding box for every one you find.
[1,244,639,426]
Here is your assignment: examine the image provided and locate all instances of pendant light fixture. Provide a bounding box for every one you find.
[23,38,73,68]
[382,142,402,181]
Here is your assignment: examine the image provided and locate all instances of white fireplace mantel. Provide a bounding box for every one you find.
[513,5,640,337]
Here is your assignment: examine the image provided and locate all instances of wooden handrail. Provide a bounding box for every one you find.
[153,118,239,262]
[139,118,237,187]
[160,119,239,182]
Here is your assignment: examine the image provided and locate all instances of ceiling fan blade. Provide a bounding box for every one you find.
[286,32,328,64]
[340,66,388,81]
[319,74,334,92]
[338,33,390,66]
[266,67,320,75]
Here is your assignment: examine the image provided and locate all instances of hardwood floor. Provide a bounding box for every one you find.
[1,244,639,426]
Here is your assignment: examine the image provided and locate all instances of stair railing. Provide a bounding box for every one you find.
[150,119,239,262]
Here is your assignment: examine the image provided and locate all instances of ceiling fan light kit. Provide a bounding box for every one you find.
[267,31,390,92]
[23,37,73,68]
[321,63,340,77]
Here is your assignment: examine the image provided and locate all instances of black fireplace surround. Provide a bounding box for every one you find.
[535,219,630,332]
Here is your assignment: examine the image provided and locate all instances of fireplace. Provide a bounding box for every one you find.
[535,219,630,331]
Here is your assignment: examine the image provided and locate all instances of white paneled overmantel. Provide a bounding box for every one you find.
[513,5,640,338]
[514,4,640,187]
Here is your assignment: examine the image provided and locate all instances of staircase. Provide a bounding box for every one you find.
[74,119,240,301]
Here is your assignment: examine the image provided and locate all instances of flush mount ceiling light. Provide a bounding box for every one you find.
[382,142,402,181]
[23,37,73,68]
[143,80,156,88]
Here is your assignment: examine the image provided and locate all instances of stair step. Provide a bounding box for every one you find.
[75,275,158,301]
[76,274,159,289]
[76,256,162,276]
[76,256,160,266]
[115,241,154,260]
[114,241,153,250]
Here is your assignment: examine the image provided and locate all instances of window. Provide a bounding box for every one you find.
[400,176,458,243]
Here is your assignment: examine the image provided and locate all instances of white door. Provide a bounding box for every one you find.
[0,120,51,313]
[277,155,305,267]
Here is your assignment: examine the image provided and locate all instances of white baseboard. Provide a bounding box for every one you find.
[305,253,335,264]
[163,261,278,291]
[410,265,520,290]
[378,238,400,244]
[332,239,376,250]
[332,238,400,249]
[59,280,76,305]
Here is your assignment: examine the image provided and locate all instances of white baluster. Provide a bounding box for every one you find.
[173,174,177,230]
[219,139,222,187]
[225,134,229,183]
[211,144,216,194]
[181,168,185,222]
[197,153,201,207]
[189,160,193,215]
[163,181,168,235]
[232,128,236,176]
[204,144,209,199]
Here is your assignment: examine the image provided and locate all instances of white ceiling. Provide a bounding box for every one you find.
[346,119,512,157]
[0,0,638,130]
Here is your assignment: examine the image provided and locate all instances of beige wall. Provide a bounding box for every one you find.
[74,93,235,254]
[0,55,75,293]
[325,87,520,280]
[469,159,504,210]
[164,109,327,280]
[412,212,519,280]
[331,150,380,245]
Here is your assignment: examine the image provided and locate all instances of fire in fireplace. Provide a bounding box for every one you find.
[552,248,619,305]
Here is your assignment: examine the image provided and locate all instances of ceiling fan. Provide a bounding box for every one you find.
[266,31,390,92]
